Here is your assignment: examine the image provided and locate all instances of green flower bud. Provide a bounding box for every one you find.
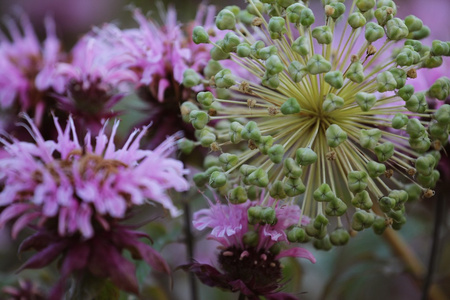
[356,92,377,111]
[435,104,450,124]
[415,154,436,176]
[296,148,318,165]
[324,71,344,89]
[351,211,375,231]
[428,77,450,100]
[277,0,296,8]
[423,56,443,69]
[389,68,407,89]
[406,118,425,138]
[241,121,261,141]
[270,180,287,199]
[330,228,350,246]
[193,172,209,187]
[200,129,216,147]
[204,155,221,169]
[347,61,365,83]
[409,135,431,153]
[351,190,373,210]
[329,2,346,20]
[182,69,201,88]
[283,158,303,178]
[379,196,395,212]
[268,16,287,39]
[313,214,329,229]
[377,0,397,13]
[388,210,406,225]
[287,226,307,243]
[389,190,409,204]
[247,186,259,200]
[215,69,235,89]
[365,22,384,42]
[209,171,227,188]
[408,25,430,40]
[313,236,332,251]
[404,15,423,32]
[224,5,240,16]
[312,26,333,44]
[405,92,427,113]
[362,8,375,22]
[386,18,409,40]
[377,71,397,92]
[396,48,414,66]
[323,93,344,112]
[284,177,306,197]
[268,144,285,163]
[257,45,278,60]
[247,0,264,15]
[325,197,347,216]
[307,54,332,75]
[356,0,375,12]
[348,171,369,193]
[313,183,335,202]
[265,55,284,75]
[262,72,280,89]
[219,153,239,171]
[192,26,209,44]
[281,97,301,115]
[374,7,393,26]
[240,164,257,177]
[229,186,248,204]
[248,168,269,187]
[372,217,387,235]
[300,8,315,27]
[326,124,347,147]
[360,128,382,149]
[236,43,251,57]
[404,184,422,202]
[348,12,367,29]
[405,39,423,52]
[177,138,195,154]
[397,84,414,100]
[258,135,274,155]
[222,32,240,52]
[189,110,209,130]
[216,9,236,30]
[247,206,262,225]
[210,41,230,61]
[261,207,277,225]
[197,91,215,107]
[286,3,305,24]
[431,40,450,56]
[229,121,244,144]
[204,60,223,79]
[243,231,259,247]
[392,113,409,129]
[367,161,386,178]
[374,142,394,162]
[292,36,310,56]
[288,61,308,82]
[251,40,265,58]
[238,10,256,25]
[417,170,440,189]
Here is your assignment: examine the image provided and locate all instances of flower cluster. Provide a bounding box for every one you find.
[184,0,450,249]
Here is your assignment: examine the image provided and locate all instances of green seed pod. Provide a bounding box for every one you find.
[200,129,216,147]
[435,104,450,124]
[374,7,393,26]
[313,235,332,251]
[283,158,303,178]
[389,68,407,89]
[204,155,221,169]
[409,135,431,153]
[404,184,422,202]
[265,55,284,75]
[215,69,235,89]
[431,40,450,56]
[376,71,397,92]
[284,177,306,197]
[326,124,347,147]
[312,26,333,44]
[351,190,373,210]
[365,22,385,42]
[177,138,195,155]
[251,40,266,59]
[408,25,430,40]
[210,40,230,61]
[428,77,450,100]
[351,211,375,231]
[247,186,259,200]
[415,154,436,176]
[367,161,386,178]
[397,84,414,100]
[379,196,396,212]
[247,206,262,225]
[240,164,257,177]
[248,168,269,187]
[388,210,407,225]
[330,228,350,246]
[236,43,251,57]
[389,190,409,204]
[423,56,443,69]
[277,0,296,8]
[323,93,344,112]
[189,110,209,130]
[261,207,277,225]
[229,186,248,204]
[417,170,440,189]
[307,54,332,75]
[392,113,409,129]
[257,45,278,60]
[406,118,425,138]
[262,72,280,89]
[347,61,365,83]
[270,180,287,199]
[287,226,307,243]
[243,231,259,247]
[374,142,394,162]
[204,60,223,79]
[329,2,346,20]
[268,16,287,39]
[355,92,377,111]
[386,18,409,40]
[396,48,414,66]
[300,8,315,27]
[405,92,427,113]
[348,12,366,29]
[325,197,347,216]
[281,97,301,115]
[286,3,305,24]
[288,61,308,82]
[209,171,227,188]
[404,15,423,32]
[362,8,375,22]
[197,91,215,107]
[268,144,285,163]
[292,36,310,56]
[377,0,397,13]
[296,148,318,165]
[405,39,423,52]
[216,9,236,30]
[219,153,239,171]
[372,217,387,235]
[224,5,240,16]
[246,0,264,15]
[325,71,344,89]
[314,214,329,229]
[192,26,209,44]
[348,171,369,193]
[305,222,320,238]
[238,10,255,25]
[222,32,241,53]
[182,69,201,87]
[229,121,244,144]
[258,135,274,155]
[193,172,209,187]
[241,121,261,141]
[359,128,382,149]
[356,0,375,12]
[313,183,335,202]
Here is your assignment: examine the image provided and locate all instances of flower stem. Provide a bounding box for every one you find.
[183,192,198,300]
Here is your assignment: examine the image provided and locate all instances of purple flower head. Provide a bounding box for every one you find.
[185,195,315,299]
[2,279,46,300]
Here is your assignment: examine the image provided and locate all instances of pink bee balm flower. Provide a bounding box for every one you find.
[184,195,315,299]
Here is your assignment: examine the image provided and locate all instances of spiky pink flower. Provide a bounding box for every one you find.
[184,196,315,299]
